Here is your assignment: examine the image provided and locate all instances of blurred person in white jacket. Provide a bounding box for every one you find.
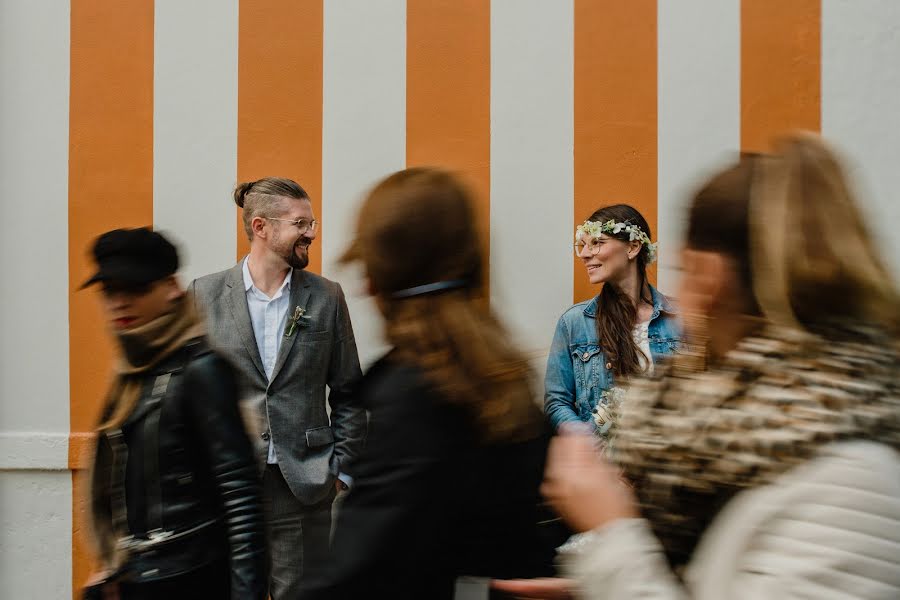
[495,133,900,600]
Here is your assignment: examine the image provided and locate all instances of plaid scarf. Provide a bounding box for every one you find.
[610,324,900,570]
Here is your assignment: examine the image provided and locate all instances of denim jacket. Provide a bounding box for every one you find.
[544,286,681,432]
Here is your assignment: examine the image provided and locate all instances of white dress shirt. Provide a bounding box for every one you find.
[243,258,292,464]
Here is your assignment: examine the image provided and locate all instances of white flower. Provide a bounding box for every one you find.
[591,386,627,436]
[284,306,311,338]
[573,218,657,264]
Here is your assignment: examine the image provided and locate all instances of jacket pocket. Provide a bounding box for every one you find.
[299,329,332,343]
[305,426,335,448]
[571,345,605,389]
[649,337,681,359]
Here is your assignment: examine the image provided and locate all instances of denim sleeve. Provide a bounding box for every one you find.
[544,315,581,432]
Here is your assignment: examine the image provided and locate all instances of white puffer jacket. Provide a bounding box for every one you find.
[562,441,900,599]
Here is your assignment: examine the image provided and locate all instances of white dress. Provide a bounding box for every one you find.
[632,320,653,375]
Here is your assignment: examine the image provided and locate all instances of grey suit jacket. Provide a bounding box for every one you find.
[189,263,365,505]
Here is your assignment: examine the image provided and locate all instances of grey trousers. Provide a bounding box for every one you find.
[263,464,335,599]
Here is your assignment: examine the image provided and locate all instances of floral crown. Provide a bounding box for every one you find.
[575,219,658,264]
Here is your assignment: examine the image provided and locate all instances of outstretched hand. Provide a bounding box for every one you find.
[541,431,637,533]
[491,577,574,599]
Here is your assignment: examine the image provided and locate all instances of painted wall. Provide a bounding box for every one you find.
[1,1,898,597]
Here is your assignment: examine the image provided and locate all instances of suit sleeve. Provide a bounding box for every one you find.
[300,376,450,597]
[185,280,201,314]
[326,283,366,475]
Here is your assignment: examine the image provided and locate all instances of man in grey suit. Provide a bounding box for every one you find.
[189,177,365,599]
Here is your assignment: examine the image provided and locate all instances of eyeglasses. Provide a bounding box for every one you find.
[265,217,318,234]
[573,238,602,257]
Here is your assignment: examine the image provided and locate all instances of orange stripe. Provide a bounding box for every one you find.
[237,0,323,273]
[68,0,155,593]
[741,0,821,151]
[407,0,491,297]
[574,0,658,304]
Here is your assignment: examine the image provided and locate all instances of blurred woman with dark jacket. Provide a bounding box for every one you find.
[301,168,562,599]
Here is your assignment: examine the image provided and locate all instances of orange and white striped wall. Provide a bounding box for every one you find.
[1,1,898,596]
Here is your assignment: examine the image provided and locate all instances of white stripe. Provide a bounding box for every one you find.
[0,1,72,595]
[490,0,574,367]
[0,472,74,595]
[0,0,71,442]
[822,0,900,278]
[657,0,741,293]
[154,0,238,283]
[322,0,406,368]
[0,432,70,470]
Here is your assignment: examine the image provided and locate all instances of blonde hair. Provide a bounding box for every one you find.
[341,168,542,443]
[750,133,899,331]
[233,177,309,240]
[687,132,899,333]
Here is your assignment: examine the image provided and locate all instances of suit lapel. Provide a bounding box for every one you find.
[224,263,267,380]
[269,270,311,385]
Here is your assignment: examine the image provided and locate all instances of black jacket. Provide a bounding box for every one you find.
[93,340,267,598]
[301,356,565,599]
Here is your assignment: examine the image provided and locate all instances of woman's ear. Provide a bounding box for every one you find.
[627,239,643,261]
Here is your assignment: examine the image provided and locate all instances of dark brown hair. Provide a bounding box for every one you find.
[340,167,542,443]
[233,177,309,240]
[587,204,654,377]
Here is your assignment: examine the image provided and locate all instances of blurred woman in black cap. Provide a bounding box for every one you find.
[81,228,267,600]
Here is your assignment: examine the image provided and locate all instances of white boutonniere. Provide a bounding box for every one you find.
[284,306,311,338]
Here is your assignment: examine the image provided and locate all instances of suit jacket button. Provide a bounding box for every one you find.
[261,431,270,441]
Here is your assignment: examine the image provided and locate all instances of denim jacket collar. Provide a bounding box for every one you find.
[582,284,676,321]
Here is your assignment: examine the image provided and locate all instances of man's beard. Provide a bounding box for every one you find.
[285,239,310,270]
[288,249,309,270]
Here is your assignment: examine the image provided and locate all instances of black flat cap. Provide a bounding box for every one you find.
[82,228,179,289]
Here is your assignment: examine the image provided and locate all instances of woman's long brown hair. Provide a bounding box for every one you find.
[586,204,654,377]
[341,168,542,443]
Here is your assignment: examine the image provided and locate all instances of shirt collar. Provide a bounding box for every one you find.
[242,256,292,296]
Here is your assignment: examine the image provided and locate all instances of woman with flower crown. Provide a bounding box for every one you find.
[495,133,900,599]
[544,204,681,435]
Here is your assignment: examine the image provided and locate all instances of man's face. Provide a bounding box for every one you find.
[100,277,180,331]
[266,198,317,270]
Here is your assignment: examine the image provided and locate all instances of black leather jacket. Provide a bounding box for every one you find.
[93,339,267,598]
